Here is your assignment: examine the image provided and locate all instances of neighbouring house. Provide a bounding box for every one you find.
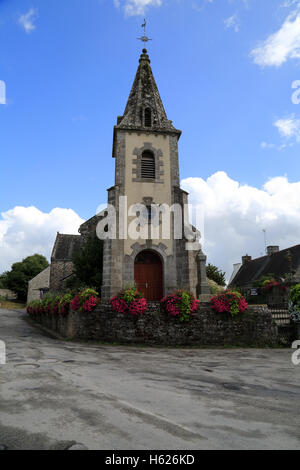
[49,233,82,293]
[48,217,105,294]
[27,266,51,304]
[228,263,242,286]
[0,289,17,300]
[229,245,300,306]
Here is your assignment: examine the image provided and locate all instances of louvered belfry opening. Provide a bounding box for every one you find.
[144,108,152,127]
[141,151,155,179]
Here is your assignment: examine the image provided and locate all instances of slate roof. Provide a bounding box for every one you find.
[79,214,103,236]
[116,49,181,135]
[51,233,82,261]
[28,266,51,287]
[230,244,300,287]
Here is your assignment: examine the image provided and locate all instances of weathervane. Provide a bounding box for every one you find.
[137,19,152,45]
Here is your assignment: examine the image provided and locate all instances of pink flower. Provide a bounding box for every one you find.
[71,295,81,311]
[110,290,147,316]
[82,296,98,312]
[52,304,59,315]
[110,297,128,315]
[190,299,200,313]
[238,298,248,313]
[128,298,147,316]
[210,291,248,315]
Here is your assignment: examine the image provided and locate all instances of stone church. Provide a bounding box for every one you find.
[49,48,210,300]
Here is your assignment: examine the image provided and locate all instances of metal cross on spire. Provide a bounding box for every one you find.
[137,18,152,46]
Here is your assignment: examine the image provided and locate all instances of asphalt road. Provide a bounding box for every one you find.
[0,308,299,450]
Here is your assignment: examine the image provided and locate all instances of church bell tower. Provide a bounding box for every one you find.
[101,48,209,300]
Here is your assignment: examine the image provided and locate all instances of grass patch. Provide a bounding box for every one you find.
[0,300,26,310]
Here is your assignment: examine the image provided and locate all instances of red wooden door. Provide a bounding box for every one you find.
[134,251,163,301]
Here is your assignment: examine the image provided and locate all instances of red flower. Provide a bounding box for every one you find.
[52,303,59,315]
[71,295,81,311]
[128,298,147,316]
[110,288,147,316]
[82,296,98,312]
[210,291,248,316]
[110,297,128,315]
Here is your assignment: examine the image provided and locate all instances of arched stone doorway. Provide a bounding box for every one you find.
[134,250,163,301]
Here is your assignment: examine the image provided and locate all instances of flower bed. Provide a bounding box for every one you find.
[261,279,286,293]
[27,299,44,316]
[161,289,199,322]
[27,298,277,346]
[210,291,248,317]
[27,289,100,317]
[70,289,100,313]
[110,287,147,316]
[289,284,300,323]
[57,294,72,316]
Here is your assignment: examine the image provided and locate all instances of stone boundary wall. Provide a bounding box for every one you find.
[30,303,278,347]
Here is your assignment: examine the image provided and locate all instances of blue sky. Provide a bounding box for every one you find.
[1,0,300,277]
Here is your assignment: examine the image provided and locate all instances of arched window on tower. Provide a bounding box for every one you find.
[144,108,152,127]
[141,151,155,179]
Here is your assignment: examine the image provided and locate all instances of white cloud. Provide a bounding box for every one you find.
[281,0,300,8]
[274,113,300,142]
[182,172,300,281]
[2,174,300,284]
[261,113,300,151]
[261,141,276,149]
[224,14,240,32]
[251,7,300,67]
[260,140,291,151]
[0,207,84,273]
[18,8,38,34]
[192,0,214,12]
[114,0,162,16]
[0,80,6,105]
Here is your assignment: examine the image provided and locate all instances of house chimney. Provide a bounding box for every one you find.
[267,246,279,256]
[242,254,252,265]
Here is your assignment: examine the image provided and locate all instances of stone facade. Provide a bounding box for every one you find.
[101,48,210,300]
[50,260,74,293]
[50,233,82,293]
[27,266,50,304]
[48,48,210,300]
[31,304,278,347]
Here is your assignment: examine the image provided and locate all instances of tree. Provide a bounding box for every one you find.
[4,254,49,300]
[67,236,104,293]
[0,272,9,288]
[206,263,226,287]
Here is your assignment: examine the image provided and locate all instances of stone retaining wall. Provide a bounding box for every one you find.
[30,303,278,347]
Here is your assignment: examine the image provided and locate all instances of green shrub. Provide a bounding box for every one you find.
[206,264,226,286]
[290,284,300,311]
[161,289,200,322]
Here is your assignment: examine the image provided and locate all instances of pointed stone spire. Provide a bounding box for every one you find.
[117,49,180,134]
